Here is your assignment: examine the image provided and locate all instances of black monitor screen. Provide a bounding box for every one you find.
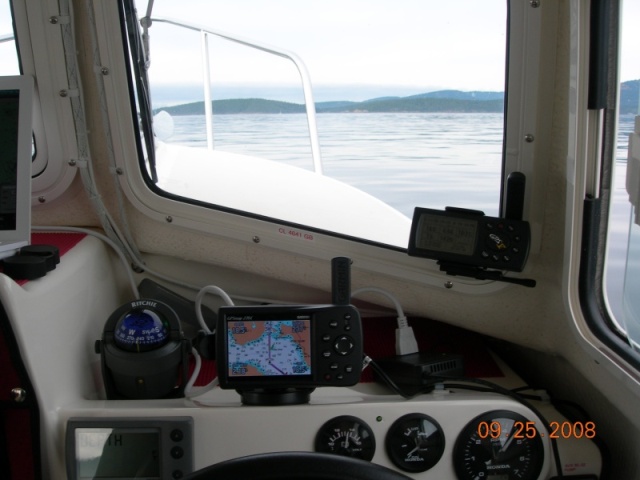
[0,89,20,231]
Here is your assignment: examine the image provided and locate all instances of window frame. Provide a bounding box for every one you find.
[578,0,640,370]
[95,0,542,292]
[9,0,78,204]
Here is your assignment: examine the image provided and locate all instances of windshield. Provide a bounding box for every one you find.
[127,0,508,247]
[606,0,640,350]
[0,1,20,75]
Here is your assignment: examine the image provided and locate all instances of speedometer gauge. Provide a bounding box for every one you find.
[453,410,545,480]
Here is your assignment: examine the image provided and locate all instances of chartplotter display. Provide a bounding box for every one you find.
[0,75,33,258]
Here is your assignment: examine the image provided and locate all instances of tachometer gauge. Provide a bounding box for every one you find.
[453,410,545,480]
[315,415,376,461]
[385,413,445,473]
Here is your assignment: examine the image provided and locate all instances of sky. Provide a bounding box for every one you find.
[137,0,508,103]
[1,1,640,104]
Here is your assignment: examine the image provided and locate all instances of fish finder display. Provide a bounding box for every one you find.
[66,417,193,479]
[227,318,312,377]
[75,428,160,478]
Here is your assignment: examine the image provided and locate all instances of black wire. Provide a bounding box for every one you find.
[366,359,565,478]
[432,375,565,479]
[367,358,418,399]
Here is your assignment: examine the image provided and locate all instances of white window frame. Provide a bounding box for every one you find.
[11,0,78,205]
[93,0,541,293]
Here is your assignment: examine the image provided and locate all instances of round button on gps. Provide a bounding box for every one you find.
[334,335,355,356]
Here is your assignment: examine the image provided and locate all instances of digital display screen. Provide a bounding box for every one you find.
[416,213,478,256]
[227,318,312,377]
[0,90,20,230]
[75,428,160,479]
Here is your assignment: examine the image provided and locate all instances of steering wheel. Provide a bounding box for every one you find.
[184,452,412,480]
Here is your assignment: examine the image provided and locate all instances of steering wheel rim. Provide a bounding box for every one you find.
[184,451,412,480]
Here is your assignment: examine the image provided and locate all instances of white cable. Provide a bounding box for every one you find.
[56,0,144,278]
[32,226,140,299]
[185,376,220,399]
[195,284,234,334]
[183,345,201,396]
[351,286,418,355]
[185,285,235,398]
[85,0,144,262]
[351,287,405,321]
[183,346,221,399]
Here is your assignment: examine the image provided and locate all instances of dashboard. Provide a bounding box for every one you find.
[0,234,603,479]
[60,384,600,479]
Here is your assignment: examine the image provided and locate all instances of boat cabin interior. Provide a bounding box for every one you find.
[1,0,640,479]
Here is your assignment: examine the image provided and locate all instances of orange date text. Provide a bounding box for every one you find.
[477,421,596,440]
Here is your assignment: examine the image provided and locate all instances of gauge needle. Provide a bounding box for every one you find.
[406,446,419,458]
[499,431,515,453]
[485,433,516,468]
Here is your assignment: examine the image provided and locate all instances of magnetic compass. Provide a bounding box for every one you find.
[453,410,545,480]
[113,308,170,352]
[315,415,376,461]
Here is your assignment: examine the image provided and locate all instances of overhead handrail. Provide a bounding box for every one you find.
[0,34,15,43]
[148,17,324,175]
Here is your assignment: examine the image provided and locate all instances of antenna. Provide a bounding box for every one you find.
[331,257,351,305]
[504,171,526,221]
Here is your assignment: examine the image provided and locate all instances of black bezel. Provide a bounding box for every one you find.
[65,417,193,480]
[408,207,531,272]
[452,410,544,480]
[217,304,362,390]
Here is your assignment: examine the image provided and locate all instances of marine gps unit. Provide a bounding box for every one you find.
[216,303,363,405]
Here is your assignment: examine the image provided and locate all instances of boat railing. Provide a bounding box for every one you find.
[148,17,324,175]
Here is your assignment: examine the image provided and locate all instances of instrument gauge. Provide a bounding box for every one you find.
[314,415,376,461]
[453,410,545,480]
[384,413,445,473]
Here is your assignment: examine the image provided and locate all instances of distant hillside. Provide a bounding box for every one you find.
[157,82,639,115]
[318,96,503,113]
[407,90,504,101]
[620,80,640,114]
[316,100,357,110]
[159,89,506,115]
[162,98,305,115]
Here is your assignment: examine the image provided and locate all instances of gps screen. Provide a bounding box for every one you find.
[227,318,312,377]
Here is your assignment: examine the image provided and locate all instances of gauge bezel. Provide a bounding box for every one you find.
[314,415,376,461]
[453,409,546,480]
[384,412,445,473]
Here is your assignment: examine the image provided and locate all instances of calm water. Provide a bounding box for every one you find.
[165,112,504,217]
[163,111,634,321]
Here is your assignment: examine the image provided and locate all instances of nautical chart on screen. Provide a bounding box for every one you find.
[227,319,312,377]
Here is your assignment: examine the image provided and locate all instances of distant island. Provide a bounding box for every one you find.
[156,80,639,115]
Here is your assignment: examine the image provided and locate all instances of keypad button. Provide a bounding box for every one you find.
[171,446,184,459]
[170,429,184,442]
[334,335,355,356]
